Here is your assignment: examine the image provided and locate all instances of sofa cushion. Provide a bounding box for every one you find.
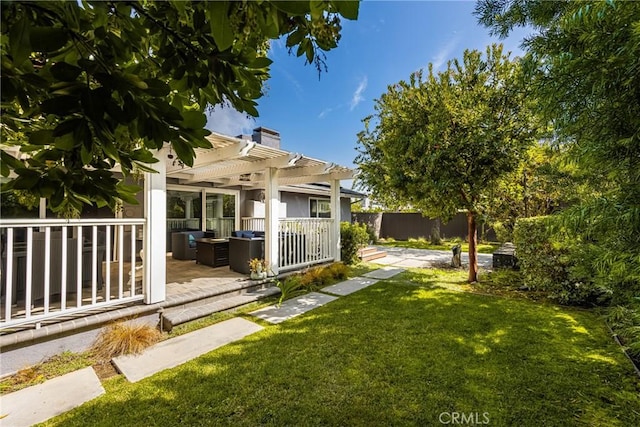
[188,234,197,248]
[232,230,253,238]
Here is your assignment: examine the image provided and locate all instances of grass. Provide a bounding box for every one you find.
[378,237,500,254]
[0,351,97,395]
[41,268,640,427]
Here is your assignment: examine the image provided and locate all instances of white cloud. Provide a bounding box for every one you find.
[206,105,255,137]
[350,76,368,111]
[430,34,461,72]
[318,107,334,119]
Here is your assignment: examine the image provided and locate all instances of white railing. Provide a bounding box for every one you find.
[241,217,334,271]
[242,217,265,232]
[278,218,334,271]
[206,218,235,238]
[167,218,200,231]
[0,218,146,331]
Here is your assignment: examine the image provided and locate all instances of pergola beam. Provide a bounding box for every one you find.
[183,153,302,183]
[278,170,354,185]
[166,140,256,175]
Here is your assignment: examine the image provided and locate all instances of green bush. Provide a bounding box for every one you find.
[340,221,369,265]
[606,306,640,360]
[492,221,513,243]
[364,224,378,244]
[513,216,610,306]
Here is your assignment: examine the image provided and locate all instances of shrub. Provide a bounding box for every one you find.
[513,216,610,306]
[606,306,640,360]
[364,224,378,244]
[492,221,513,243]
[276,275,306,306]
[340,221,369,265]
[91,321,161,359]
[325,262,349,281]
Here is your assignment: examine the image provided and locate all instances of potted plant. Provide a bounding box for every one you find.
[248,258,267,280]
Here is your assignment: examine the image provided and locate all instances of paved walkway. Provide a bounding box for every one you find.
[113,317,263,383]
[3,267,407,425]
[372,246,493,269]
[0,367,104,427]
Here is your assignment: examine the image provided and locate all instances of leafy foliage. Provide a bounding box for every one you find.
[476,0,640,305]
[355,44,541,281]
[485,143,591,240]
[276,262,348,305]
[340,221,369,265]
[513,216,610,306]
[0,1,358,216]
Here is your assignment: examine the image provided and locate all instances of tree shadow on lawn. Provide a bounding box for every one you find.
[44,279,640,427]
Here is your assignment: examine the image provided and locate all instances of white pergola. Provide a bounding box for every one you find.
[144,132,354,303]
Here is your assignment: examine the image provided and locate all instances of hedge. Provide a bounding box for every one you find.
[340,221,369,265]
[513,216,610,306]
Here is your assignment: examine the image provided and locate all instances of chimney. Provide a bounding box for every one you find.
[252,127,281,149]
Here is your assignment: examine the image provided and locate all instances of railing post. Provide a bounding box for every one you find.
[331,179,341,262]
[265,167,280,275]
[143,149,167,304]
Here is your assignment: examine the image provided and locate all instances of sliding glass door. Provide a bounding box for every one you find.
[167,190,202,233]
[205,193,236,238]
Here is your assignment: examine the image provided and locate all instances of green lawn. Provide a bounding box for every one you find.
[378,238,500,254]
[42,269,639,426]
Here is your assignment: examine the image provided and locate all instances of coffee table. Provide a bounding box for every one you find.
[195,238,230,267]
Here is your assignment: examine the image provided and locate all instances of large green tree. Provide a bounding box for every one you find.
[0,1,358,216]
[355,45,539,282]
[486,142,595,241]
[476,0,640,301]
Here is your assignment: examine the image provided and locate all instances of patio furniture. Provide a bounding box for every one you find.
[195,238,230,267]
[229,236,265,274]
[171,230,216,260]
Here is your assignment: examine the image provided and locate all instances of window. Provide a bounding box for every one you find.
[310,198,331,218]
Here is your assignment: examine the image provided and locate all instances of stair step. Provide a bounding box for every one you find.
[161,287,280,331]
[358,246,379,256]
[360,251,387,262]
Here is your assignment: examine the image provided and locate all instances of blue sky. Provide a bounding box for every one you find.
[206,1,531,187]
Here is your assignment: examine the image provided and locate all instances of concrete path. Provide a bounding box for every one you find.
[112,317,263,383]
[250,292,337,324]
[0,367,104,427]
[372,246,493,269]
[322,277,379,296]
[363,267,406,280]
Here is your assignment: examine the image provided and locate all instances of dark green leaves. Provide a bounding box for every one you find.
[332,1,359,20]
[29,130,54,146]
[51,62,82,82]
[9,15,31,65]
[29,27,68,53]
[207,1,234,51]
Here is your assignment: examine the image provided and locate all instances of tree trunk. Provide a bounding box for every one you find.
[467,211,478,283]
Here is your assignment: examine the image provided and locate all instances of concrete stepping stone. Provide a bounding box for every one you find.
[112,317,263,383]
[394,258,428,268]
[363,267,405,280]
[321,277,379,296]
[0,367,104,426]
[370,255,404,265]
[250,292,337,324]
